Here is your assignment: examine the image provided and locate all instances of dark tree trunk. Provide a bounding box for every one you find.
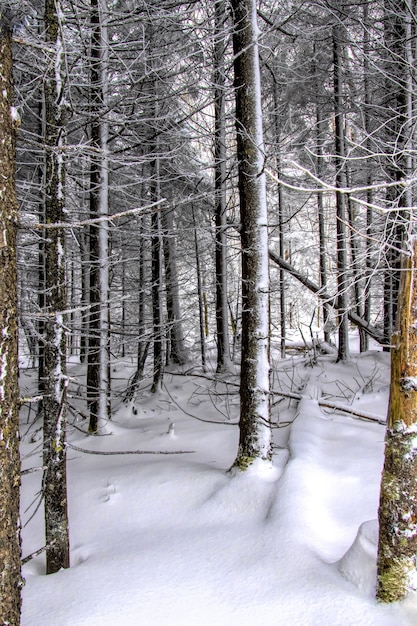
[43,0,70,574]
[0,12,23,621]
[87,0,102,432]
[151,156,164,393]
[231,0,272,469]
[162,205,187,365]
[382,0,408,348]
[333,20,350,361]
[214,0,231,373]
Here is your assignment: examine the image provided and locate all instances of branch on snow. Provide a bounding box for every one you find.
[66,442,195,455]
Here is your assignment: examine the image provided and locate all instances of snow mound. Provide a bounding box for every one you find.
[337,519,378,596]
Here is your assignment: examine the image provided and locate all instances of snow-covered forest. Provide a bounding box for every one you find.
[1,0,417,624]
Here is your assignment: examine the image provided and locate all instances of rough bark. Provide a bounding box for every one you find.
[0,13,23,623]
[43,0,70,574]
[231,0,272,468]
[377,238,417,602]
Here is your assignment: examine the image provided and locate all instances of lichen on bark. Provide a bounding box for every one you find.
[0,12,23,624]
[377,238,417,602]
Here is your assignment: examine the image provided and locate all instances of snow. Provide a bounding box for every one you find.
[19,341,417,625]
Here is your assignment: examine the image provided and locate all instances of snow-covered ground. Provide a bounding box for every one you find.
[19,342,417,625]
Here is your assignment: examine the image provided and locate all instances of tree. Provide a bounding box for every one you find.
[42,0,70,574]
[231,0,272,469]
[214,0,231,373]
[377,237,417,602]
[332,6,350,361]
[0,6,23,622]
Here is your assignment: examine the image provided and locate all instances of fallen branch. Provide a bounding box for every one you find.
[271,388,385,424]
[66,442,195,455]
[22,541,56,566]
[268,249,386,345]
[21,466,47,476]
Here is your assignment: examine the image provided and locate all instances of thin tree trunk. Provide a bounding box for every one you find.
[314,51,331,345]
[162,205,187,365]
[362,0,372,352]
[87,0,101,431]
[333,19,350,361]
[192,207,206,371]
[151,155,164,393]
[43,0,70,574]
[231,0,272,469]
[99,0,110,422]
[0,12,23,620]
[382,0,408,347]
[214,0,231,373]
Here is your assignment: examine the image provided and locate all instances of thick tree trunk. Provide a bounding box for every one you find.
[43,0,70,574]
[377,237,417,602]
[0,13,23,622]
[231,0,272,469]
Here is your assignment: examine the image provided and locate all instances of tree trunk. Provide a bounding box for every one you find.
[214,0,231,373]
[231,0,272,469]
[0,12,23,621]
[333,19,350,361]
[99,0,111,423]
[151,155,164,393]
[377,237,417,602]
[192,207,207,371]
[43,0,70,574]
[87,0,102,432]
[162,205,187,365]
[382,0,408,347]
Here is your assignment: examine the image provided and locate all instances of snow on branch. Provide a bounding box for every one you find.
[20,199,165,230]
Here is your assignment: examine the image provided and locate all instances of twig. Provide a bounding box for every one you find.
[21,466,47,476]
[22,541,56,566]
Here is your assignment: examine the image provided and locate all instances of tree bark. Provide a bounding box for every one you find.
[87,0,102,432]
[377,237,417,602]
[333,18,350,361]
[43,0,70,574]
[214,0,231,373]
[0,11,23,622]
[231,0,272,469]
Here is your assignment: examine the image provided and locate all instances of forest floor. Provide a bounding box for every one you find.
[19,336,417,625]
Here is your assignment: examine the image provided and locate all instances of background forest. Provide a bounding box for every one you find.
[1,0,417,623]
